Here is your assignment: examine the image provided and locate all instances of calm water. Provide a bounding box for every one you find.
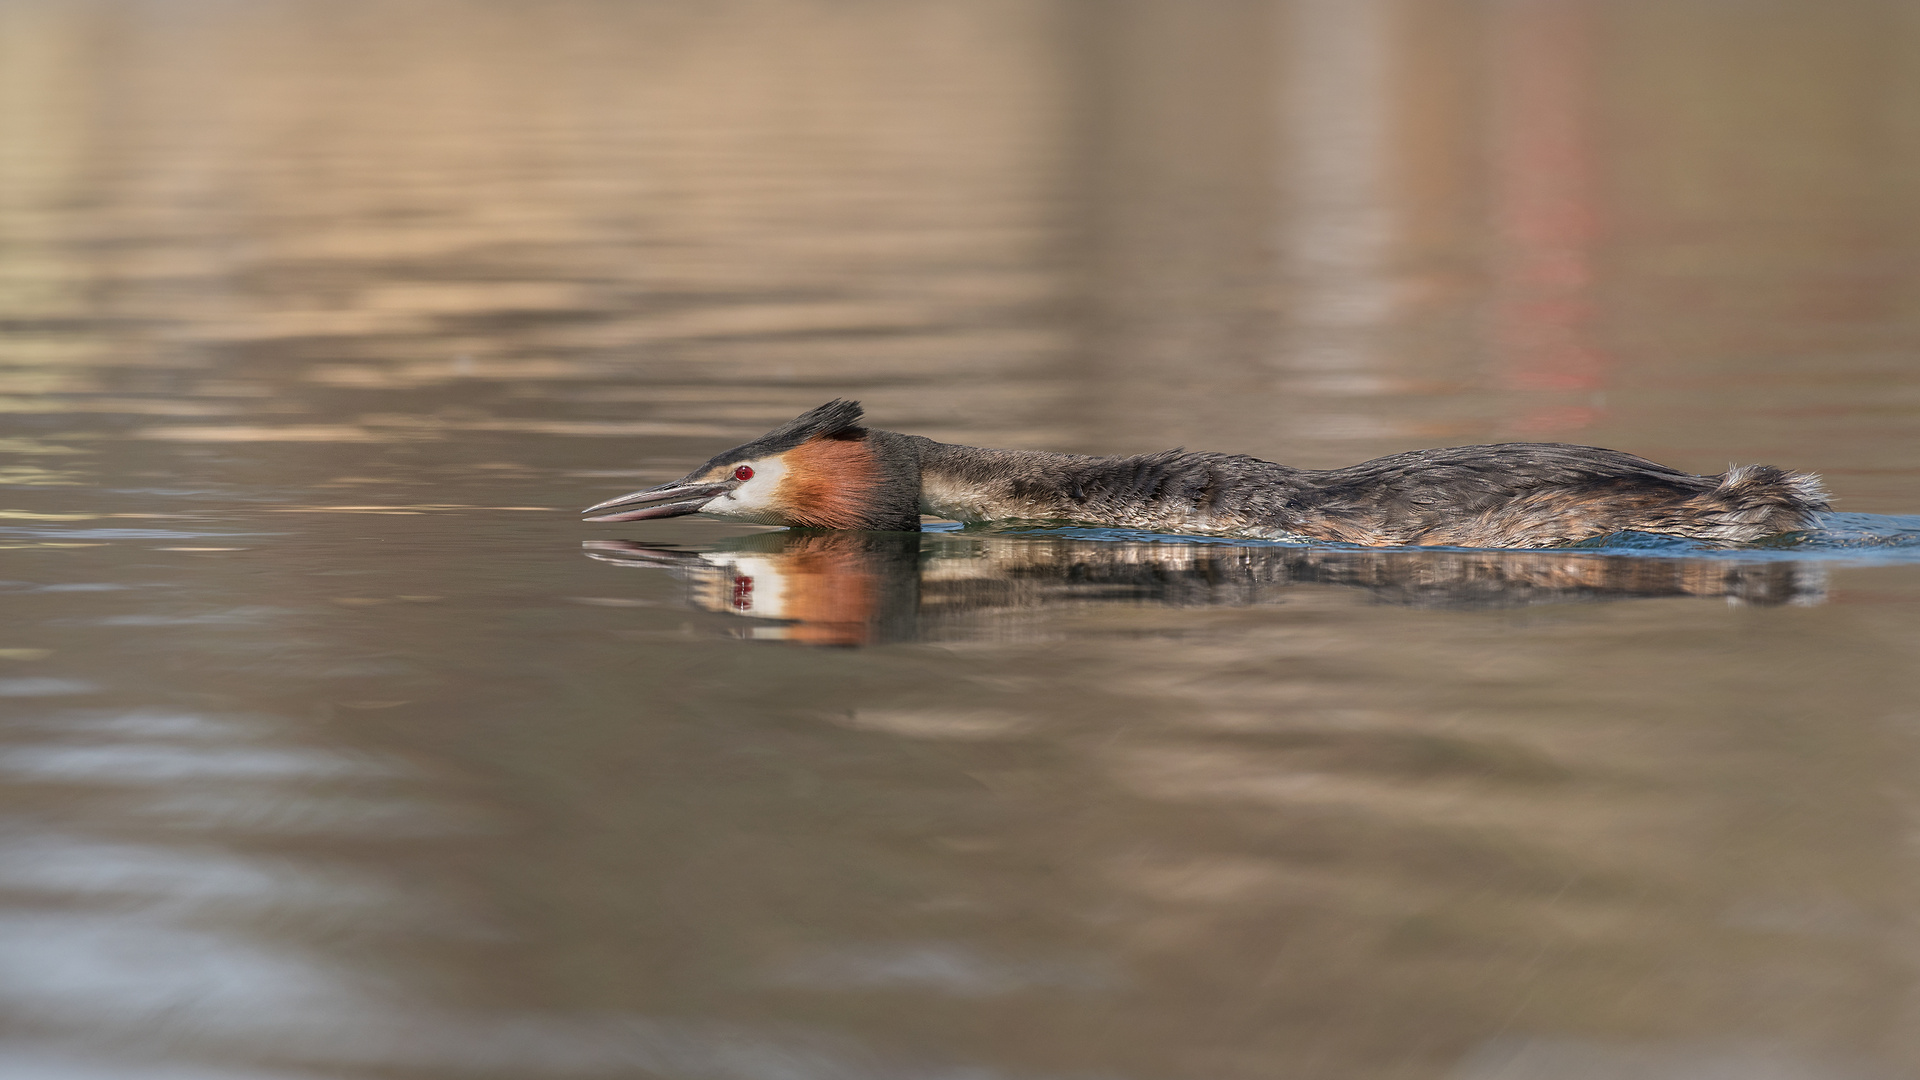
[6,2,1920,1077]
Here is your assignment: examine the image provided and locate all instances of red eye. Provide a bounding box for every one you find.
[733,465,754,481]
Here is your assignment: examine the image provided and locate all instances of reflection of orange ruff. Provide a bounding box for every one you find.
[764,535,878,646]
[779,436,882,531]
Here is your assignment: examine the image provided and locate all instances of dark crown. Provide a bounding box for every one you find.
[708,399,868,468]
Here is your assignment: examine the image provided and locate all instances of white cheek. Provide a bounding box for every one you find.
[710,457,788,519]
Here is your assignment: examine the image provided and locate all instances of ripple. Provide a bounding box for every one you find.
[0,912,1090,1079]
[0,678,96,698]
[139,791,482,837]
[1451,1036,1906,1080]
[0,527,270,541]
[88,607,293,627]
[0,744,401,783]
[30,711,259,740]
[0,913,371,1031]
[0,834,399,915]
[768,943,1115,996]
[0,1044,327,1080]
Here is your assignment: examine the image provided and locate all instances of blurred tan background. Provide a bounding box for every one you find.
[4,0,1916,501]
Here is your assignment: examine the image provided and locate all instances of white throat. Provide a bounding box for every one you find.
[705,456,790,523]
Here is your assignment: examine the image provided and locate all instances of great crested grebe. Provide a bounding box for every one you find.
[581,400,1828,548]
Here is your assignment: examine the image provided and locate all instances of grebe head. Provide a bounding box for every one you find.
[582,399,922,530]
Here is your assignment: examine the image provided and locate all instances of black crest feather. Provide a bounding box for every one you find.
[708,399,868,468]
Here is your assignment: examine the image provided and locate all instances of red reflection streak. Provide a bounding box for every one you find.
[1491,0,1609,432]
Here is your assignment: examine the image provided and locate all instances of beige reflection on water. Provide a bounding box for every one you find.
[567,528,1920,1077]
[2,1,1920,1079]
[3,0,1914,465]
[0,0,1082,447]
[1281,0,1398,381]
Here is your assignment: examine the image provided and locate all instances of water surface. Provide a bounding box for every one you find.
[5,2,1920,1078]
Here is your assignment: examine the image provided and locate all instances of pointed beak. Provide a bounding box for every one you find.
[581,479,732,523]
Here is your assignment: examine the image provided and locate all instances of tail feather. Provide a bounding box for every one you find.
[1683,464,1829,540]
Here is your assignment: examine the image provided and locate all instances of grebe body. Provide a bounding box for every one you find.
[583,401,1828,549]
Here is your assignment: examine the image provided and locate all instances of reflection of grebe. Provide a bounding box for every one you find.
[584,533,1823,646]
[586,534,917,646]
[584,402,1827,549]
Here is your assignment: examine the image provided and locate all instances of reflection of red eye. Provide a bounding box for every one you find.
[733,465,754,481]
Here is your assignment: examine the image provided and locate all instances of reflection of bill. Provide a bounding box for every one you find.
[584,532,1825,647]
